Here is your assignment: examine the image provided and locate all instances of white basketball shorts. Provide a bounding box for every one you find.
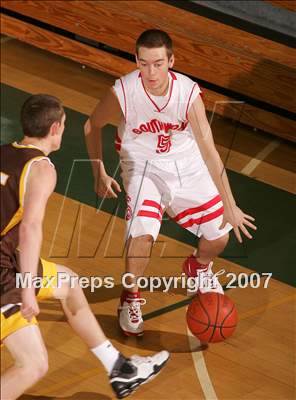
[121,156,232,241]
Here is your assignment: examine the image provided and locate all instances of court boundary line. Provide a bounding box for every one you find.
[241,139,280,175]
[187,326,218,400]
[186,292,295,400]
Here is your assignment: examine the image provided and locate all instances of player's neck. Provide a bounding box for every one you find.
[20,137,51,155]
[146,76,170,97]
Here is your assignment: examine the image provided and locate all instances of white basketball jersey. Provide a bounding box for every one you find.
[113,69,204,162]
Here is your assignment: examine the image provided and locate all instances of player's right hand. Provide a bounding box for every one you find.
[95,174,121,198]
[21,288,40,322]
[219,204,257,243]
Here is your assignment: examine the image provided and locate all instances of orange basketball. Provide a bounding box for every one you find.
[186,293,238,343]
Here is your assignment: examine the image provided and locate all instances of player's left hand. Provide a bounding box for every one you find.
[219,204,257,243]
[21,288,40,322]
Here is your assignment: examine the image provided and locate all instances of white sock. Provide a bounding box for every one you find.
[91,340,120,374]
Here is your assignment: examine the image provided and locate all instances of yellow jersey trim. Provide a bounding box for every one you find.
[1,156,49,236]
[12,142,44,152]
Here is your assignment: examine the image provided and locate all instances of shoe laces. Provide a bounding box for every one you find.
[121,298,146,323]
[198,264,225,290]
[130,354,152,365]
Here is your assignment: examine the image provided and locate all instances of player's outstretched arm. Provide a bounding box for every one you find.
[188,95,257,243]
[19,160,56,321]
[84,89,122,198]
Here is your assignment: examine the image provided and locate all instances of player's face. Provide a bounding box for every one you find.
[136,46,174,95]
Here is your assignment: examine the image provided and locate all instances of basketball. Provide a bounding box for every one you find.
[186,293,238,343]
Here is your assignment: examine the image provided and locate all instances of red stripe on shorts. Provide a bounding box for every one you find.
[174,195,221,222]
[137,210,162,221]
[115,132,122,143]
[178,206,224,228]
[142,200,164,214]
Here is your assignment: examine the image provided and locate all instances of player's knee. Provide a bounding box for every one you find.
[199,233,229,257]
[209,233,229,252]
[217,232,229,247]
[34,357,49,380]
[128,234,154,257]
[214,233,229,253]
[133,234,154,244]
[216,232,229,247]
[20,353,48,382]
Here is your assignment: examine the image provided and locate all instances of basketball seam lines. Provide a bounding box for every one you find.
[219,304,236,339]
[209,294,220,342]
[188,314,237,328]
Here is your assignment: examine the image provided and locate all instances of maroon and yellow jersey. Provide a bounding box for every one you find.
[0,142,54,306]
[1,142,53,267]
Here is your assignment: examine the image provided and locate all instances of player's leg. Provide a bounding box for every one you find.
[39,260,116,365]
[168,163,232,295]
[1,264,48,399]
[120,174,164,336]
[117,234,153,337]
[125,234,154,293]
[195,233,229,265]
[182,233,229,295]
[182,188,231,294]
[54,264,107,348]
[39,260,170,399]
[1,317,48,400]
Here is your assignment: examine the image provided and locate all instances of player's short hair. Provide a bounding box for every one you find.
[136,29,173,59]
[21,94,64,138]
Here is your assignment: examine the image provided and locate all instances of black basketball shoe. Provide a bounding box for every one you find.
[109,350,169,398]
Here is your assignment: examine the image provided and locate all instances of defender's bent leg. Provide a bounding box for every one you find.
[53,265,123,376]
[1,325,48,400]
[53,265,170,399]
[54,265,107,349]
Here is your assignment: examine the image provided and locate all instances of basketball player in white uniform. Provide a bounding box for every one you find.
[84,30,257,336]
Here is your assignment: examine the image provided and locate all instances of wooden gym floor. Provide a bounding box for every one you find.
[1,36,295,400]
